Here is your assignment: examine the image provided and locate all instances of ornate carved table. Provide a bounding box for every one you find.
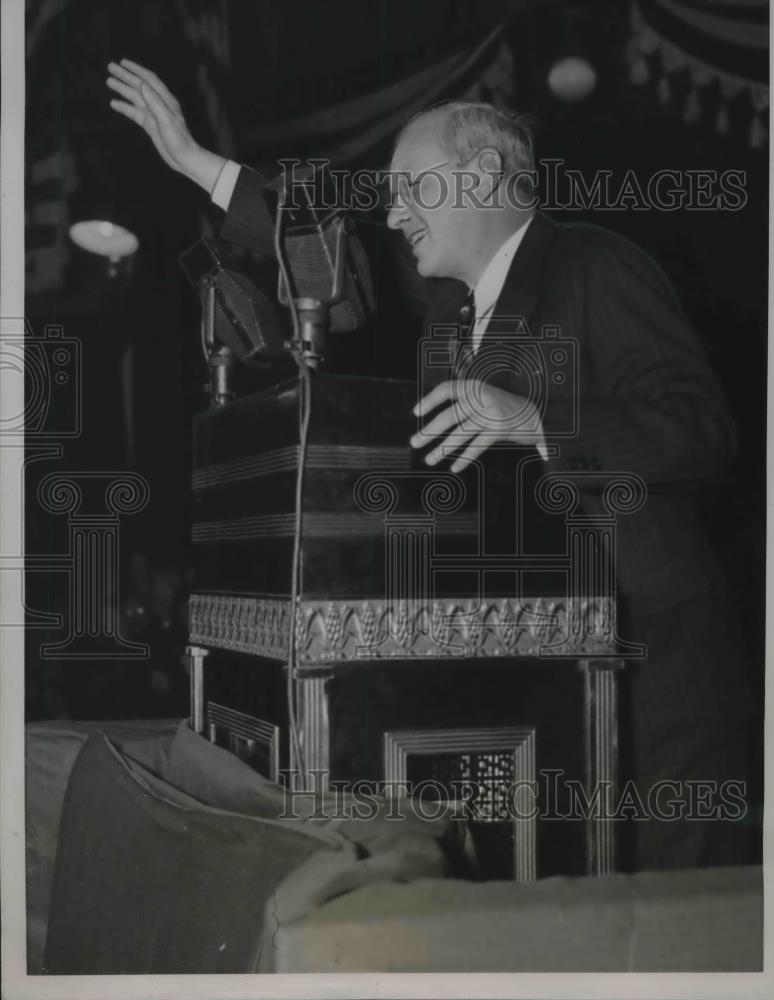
[186,374,633,879]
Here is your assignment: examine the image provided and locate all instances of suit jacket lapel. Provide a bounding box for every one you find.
[481,211,558,342]
[420,213,559,387]
[475,212,560,402]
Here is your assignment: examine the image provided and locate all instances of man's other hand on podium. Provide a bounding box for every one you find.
[411,379,547,474]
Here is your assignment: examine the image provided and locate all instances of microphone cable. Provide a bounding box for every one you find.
[274,193,310,789]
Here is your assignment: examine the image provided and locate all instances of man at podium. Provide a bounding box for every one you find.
[107,59,754,873]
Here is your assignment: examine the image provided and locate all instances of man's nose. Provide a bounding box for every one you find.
[386,187,410,230]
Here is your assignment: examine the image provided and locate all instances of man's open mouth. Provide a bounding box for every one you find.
[407,230,426,249]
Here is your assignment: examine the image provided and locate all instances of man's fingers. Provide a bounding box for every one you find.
[107,76,146,108]
[108,62,142,87]
[450,434,491,474]
[107,61,141,87]
[425,425,478,467]
[107,66,175,125]
[410,402,465,448]
[109,59,183,117]
[119,59,163,89]
[413,380,458,418]
[119,59,181,113]
[109,99,178,170]
[139,81,179,124]
[108,75,175,132]
[108,99,145,125]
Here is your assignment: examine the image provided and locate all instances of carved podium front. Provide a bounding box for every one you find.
[187,373,635,879]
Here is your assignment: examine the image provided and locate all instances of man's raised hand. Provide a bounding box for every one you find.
[107,59,225,192]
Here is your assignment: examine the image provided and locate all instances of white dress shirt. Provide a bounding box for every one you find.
[211,159,242,210]
[470,218,532,353]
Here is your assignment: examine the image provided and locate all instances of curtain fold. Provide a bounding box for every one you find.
[244,26,515,165]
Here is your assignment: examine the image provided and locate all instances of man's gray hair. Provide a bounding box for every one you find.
[401,102,535,180]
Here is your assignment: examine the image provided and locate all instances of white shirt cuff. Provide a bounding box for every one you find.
[211,160,241,211]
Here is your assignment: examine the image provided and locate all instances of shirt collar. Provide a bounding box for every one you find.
[472,216,533,321]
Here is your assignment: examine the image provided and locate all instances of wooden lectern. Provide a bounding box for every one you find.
[186,373,630,879]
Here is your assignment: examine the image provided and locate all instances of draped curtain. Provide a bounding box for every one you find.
[628,0,769,146]
[243,26,516,166]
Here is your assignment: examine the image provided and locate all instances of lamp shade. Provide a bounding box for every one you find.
[67,183,142,286]
[69,219,139,260]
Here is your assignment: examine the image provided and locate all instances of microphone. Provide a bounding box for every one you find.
[180,237,286,370]
[281,214,376,333]
[266,166,376,335]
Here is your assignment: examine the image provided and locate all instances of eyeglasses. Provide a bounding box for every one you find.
[397,160,452,205]
[380,159,450,212]
[384,149,488,211]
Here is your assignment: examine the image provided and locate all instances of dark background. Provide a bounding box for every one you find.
[24,0,767,729]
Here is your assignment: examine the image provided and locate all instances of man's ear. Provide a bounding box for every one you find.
[477,148,504,203]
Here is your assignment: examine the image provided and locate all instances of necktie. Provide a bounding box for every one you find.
[455,290,476,376]
[458,290,475,337]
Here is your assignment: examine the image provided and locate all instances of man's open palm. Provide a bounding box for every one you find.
[107,59,201,176]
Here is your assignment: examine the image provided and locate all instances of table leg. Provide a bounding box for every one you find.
[291,672,332,793]
[186,644,209,734]
[579,657,624,876]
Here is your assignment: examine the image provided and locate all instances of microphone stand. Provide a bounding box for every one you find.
[292,299,327,370]
[273,202,351,785]
[200,277,235,406]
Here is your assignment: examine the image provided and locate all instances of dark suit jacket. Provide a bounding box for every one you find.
[427,212,736,614]
[221,170,735,615]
